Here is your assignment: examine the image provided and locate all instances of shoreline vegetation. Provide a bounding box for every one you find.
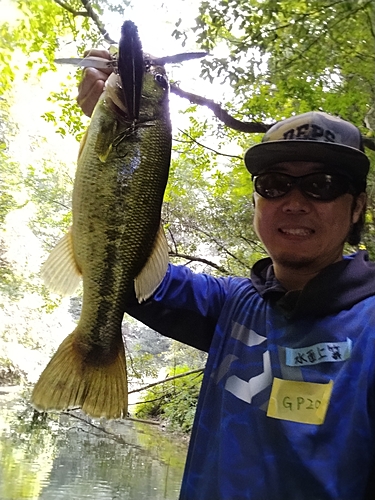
[0,361,204,435]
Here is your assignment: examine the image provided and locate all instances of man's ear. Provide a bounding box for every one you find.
[352,192,367,224]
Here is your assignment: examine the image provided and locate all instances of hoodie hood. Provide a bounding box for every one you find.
[251,250,375,319]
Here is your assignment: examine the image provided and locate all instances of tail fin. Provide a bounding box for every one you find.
[31,330,127,419]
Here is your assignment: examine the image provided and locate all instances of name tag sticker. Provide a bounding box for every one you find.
[285,338,352,367]
[267,378,333,425]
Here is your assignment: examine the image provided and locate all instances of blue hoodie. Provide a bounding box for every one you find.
[126,251,375,500]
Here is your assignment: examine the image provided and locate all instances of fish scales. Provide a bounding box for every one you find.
[73,86,171,343]
[31,21,172,419]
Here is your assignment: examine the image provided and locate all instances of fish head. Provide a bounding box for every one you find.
[104,20,170,123]
[140,54,170,116]
[103,58,170,123]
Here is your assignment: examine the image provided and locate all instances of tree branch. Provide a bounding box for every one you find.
[128,368,204,394]
[53,0,88,16]
[175,130,242,159]
[125,416,161,425]
[165,224,178,254]
[171,84,373,153]
[80,0,117,44]
[169,251,230,274]
[362,136,375,152]
[170,83,270,133]
[364,1,375,40]
[53,0,116,43]
[185,223,252,270]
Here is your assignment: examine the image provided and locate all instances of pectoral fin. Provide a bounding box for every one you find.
[77,128,88,162]
[95,119,118,162]
[134,224,169,303]
[41,228,81,296]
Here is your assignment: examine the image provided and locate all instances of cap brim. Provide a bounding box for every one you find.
[244,140,370,179]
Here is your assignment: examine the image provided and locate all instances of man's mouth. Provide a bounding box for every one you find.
[279,228,314,236]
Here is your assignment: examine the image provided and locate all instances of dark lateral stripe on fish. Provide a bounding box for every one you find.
[118,20,144,121]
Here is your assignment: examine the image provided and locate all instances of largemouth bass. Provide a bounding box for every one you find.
[31,21,172,419]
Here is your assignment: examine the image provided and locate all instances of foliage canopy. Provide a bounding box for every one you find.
[2,0,375,269]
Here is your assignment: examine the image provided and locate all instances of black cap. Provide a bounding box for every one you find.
[244,112,369,188]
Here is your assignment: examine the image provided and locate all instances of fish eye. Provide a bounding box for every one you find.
[155,73,168,89]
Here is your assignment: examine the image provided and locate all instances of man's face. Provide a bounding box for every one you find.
[253,161,366,275]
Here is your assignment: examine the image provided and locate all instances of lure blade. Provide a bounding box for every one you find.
[54,56,116,69]
[155,52,208,65]
[117,20,144,121]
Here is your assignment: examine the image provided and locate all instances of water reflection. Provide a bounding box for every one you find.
[0,390,187,499]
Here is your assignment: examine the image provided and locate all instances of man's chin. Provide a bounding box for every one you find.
[273,254,316,270]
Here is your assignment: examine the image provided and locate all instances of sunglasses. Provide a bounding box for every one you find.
[253,172,355,201]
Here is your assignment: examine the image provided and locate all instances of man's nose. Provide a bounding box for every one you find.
[281,187,311,213]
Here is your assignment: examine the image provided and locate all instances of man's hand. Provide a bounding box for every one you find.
[77,49,113,117]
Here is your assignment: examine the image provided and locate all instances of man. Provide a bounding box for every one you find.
[77,52,375,500]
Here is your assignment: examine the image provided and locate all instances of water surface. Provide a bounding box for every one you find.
[0,389,188,499]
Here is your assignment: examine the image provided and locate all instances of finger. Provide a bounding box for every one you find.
[77,68,107,117]
[83,48,111,59]
[83,49,113,75]
[78,80,106,117]
[78,67,109,99]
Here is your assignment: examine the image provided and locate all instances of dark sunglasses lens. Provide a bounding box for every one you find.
[254,173,292,199]
[301,174,351,200]
[254,173,352,201]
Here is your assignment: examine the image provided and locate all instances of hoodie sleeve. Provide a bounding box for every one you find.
[125,264,229,352]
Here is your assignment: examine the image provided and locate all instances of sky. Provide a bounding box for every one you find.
[101,0,231,128]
